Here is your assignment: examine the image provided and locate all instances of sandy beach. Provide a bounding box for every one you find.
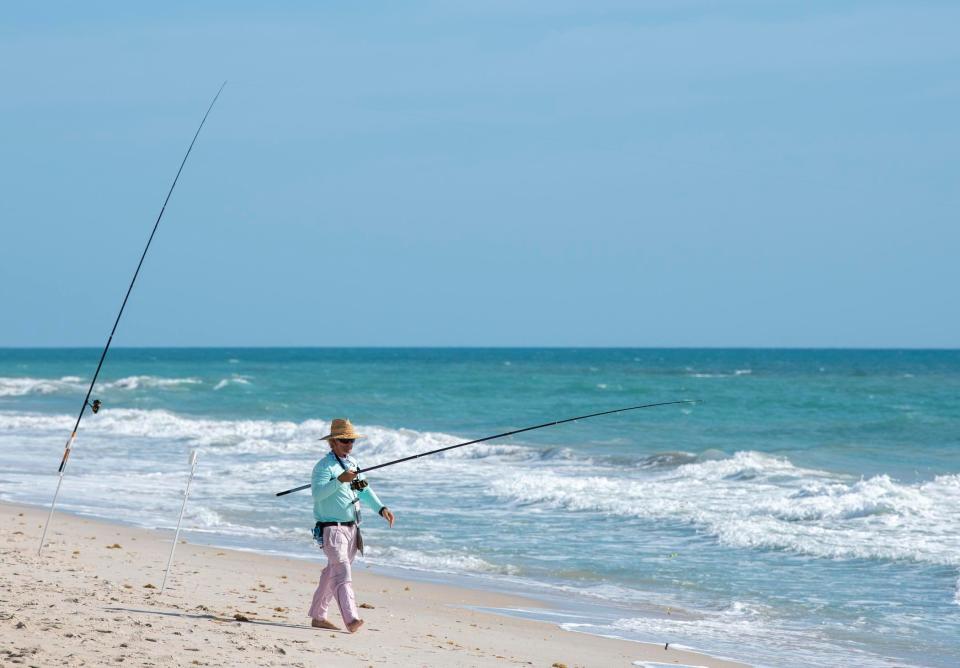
[0,502,747,667]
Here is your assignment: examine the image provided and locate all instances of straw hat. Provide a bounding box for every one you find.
[319,418,364,441]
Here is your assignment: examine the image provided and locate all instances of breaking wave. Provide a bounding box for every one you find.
[0,376,83,396]
[213,375,251,391]
[0,408,550,463]
[365,546,520,576]
[3,407,958,573]
[106,375,202,390]
[0,375,201,396]
[491,451,960,566]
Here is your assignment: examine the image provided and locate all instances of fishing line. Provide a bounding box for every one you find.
[275,399,698,497]
[38,82,226,555]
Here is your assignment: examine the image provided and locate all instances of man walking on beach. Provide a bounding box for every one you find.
[308,418,395,633]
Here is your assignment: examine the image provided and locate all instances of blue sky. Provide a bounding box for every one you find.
[2,2,957,347]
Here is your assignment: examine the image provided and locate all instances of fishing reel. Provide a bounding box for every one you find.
[350,478,369,492]
[89,399,102,414]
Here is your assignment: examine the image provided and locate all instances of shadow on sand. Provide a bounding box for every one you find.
[103,606,351,633]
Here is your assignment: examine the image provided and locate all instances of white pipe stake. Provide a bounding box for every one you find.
[161,451,199,593]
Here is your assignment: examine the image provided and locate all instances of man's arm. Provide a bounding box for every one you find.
[357,484,384,513]
[311,463,342,501]
[357,484,394,526]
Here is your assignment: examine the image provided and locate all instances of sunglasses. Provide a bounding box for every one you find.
[335,438,356,445]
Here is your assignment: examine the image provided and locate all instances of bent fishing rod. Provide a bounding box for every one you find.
[38,82,226,555]
[275,399,698,496]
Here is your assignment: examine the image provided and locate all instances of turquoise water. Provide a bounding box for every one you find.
[1,348,958,667]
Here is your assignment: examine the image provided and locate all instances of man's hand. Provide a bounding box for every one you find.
[337,469,359,483]
[380,507,395,528]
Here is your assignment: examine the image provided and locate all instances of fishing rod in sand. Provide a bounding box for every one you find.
[38,83,226,556]
[274,399,699,497]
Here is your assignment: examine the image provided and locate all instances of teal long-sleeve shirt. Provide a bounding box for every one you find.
[311,451,385,523]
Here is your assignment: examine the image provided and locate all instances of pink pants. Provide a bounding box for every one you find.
[308,525,359,624]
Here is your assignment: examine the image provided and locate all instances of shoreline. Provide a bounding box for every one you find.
[1,501,749,667]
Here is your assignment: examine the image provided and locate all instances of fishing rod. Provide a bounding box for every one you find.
[38,82,226,555]
[275,399,698,497]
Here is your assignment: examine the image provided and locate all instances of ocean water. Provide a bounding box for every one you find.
[1,348,958,667]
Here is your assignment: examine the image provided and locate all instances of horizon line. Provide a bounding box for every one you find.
[1,345,958,352]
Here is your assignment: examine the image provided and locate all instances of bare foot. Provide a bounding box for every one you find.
[311,618,341,630]
[346,618,364,633]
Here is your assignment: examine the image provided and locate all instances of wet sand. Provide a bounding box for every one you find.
[1,502,748,667]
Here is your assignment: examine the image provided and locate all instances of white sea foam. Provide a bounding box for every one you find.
[491,451,960,566]
[0,409,321,449]
[4,407,958,573]
[0,375,201,396]
[0,376,82,396]
[107,375,202,390]
[365,546,519,575]
[0,408,537,463]
[554,597,903,668]
[213,375,252,391]
[590,606,890,668]
[685,369,752,379]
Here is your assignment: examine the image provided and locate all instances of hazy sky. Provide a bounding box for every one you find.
[2,2,957,347]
